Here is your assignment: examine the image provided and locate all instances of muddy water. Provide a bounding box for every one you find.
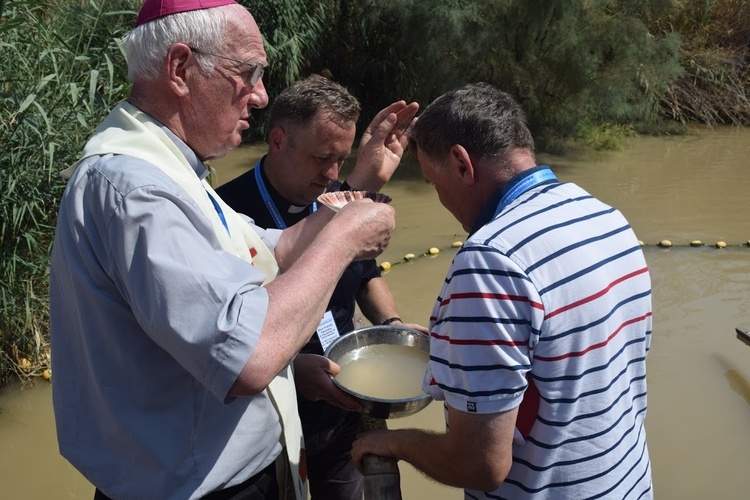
[2,126,749,499]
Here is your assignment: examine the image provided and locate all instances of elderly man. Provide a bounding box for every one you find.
[217,75,423,499]
[351,83,654,499]
[49,1,412,499]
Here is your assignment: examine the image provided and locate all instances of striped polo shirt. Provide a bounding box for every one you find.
[423,169,653,499]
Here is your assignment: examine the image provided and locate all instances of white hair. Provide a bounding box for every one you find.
[123,4,245,82]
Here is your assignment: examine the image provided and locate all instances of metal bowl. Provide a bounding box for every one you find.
[324,325,433,419]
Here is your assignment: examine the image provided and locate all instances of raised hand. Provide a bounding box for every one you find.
[346,100,419,192]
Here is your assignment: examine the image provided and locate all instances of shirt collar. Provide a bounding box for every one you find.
[144,114,210,181]
[257,156,308,214]
[469,165,554,236]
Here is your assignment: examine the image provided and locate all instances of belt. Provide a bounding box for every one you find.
[93,461,278,500]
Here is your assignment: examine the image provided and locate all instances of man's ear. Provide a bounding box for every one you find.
[166,44,192,97]
[268,126,287,153]
[449,144,476,186]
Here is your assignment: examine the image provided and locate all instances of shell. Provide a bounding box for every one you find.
[317,190,392,212]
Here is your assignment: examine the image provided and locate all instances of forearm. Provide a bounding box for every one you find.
[356,277,401,326]
[353,406,516,492]
[273,207,335,271]
[231,225,356,394]
[375,429,498,491]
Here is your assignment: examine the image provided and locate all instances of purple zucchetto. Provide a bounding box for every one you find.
[135,0,238,27]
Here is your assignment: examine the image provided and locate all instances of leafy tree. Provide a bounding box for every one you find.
[312,0,684,150]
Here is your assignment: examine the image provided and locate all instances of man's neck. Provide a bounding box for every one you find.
[258,158,309,212]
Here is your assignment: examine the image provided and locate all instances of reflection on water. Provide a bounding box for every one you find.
[2,126,750,499]
[724,369,750,406]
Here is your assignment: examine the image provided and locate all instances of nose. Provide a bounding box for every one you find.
[249,78,269,109]
[322,162,339,181]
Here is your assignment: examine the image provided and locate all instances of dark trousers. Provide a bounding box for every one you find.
[305,411,364,500]
[93,460,278,500]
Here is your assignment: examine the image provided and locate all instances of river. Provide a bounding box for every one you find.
[1,125,748,499]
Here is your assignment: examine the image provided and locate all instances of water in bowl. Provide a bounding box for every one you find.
[334,344,429,400]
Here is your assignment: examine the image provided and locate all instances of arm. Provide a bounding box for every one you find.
[351,404,518,492]
[356,276,428,333]
[230,200,395,395]
[345,100,419,192]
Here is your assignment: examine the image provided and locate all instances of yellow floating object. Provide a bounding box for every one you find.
[19,358,31,369]
[428,247,440,255]
[715,241,727,249]
[659,240,672,248]
[42,369,52,381]
[379,261,391,271]
[637,240,645,246]
[451,241,463,248]
[404,253,416,261]
[690,240,703,247]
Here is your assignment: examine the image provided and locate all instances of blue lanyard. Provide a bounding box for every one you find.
[206,190,230,236]
[254,161,316,230]
[492,167,558,219]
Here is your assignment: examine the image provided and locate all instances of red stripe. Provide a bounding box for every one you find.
[516,374,539,439]
[544,267,649,320]
[440,292,544,310]
[534,311,652,362]
[430,331,528,347]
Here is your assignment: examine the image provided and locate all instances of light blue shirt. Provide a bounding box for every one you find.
[50,123,284,499]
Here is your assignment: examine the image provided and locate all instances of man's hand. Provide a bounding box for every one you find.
[347,101,419,192]
[351,429,398,473]
[331,199,396,261]
[293,353,363,412]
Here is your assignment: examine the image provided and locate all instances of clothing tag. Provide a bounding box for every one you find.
[316,311,339,352]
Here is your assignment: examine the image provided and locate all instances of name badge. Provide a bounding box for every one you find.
[316,310,340,352]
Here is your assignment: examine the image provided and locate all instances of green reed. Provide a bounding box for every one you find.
[0,0,135,384]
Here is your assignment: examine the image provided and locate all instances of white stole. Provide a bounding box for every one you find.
[62,102,307,500]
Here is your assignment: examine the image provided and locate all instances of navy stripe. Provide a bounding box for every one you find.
[479,183,572,245]
[533,336,646,384]
[483,188,592,246]
[446,265,531,286]
[525,223,632,275]
[539,290,651,342]
[537,377,647,427]
[504,408,648,493]
[538,244,643,296]
[433,379,525,398]
[591,451,651,500]
[582,436,650,500]
[526,404,646,450]
[433,315,531,328]
[513,403,647,472]
[429,354,530,372]
[506,207,616,258]
[538,359,647,404]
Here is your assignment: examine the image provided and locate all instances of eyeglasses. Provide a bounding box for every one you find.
[189,47,266,86]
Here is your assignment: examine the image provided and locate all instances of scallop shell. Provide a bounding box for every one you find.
[317,190,392,212]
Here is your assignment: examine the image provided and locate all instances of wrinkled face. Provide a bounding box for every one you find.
[418,147,475,231]
[188,9,269,161]
[269,111,356,205]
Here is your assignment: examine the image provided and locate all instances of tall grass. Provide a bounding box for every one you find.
[0,0,135,384]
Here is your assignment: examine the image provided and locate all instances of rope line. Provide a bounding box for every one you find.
[379,239,750,272]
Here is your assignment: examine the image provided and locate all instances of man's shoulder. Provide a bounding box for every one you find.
[216,168,255,195]
[216,168,260,214]
[72,153,180,196]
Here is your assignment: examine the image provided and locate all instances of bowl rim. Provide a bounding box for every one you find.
[325,325,432,404]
